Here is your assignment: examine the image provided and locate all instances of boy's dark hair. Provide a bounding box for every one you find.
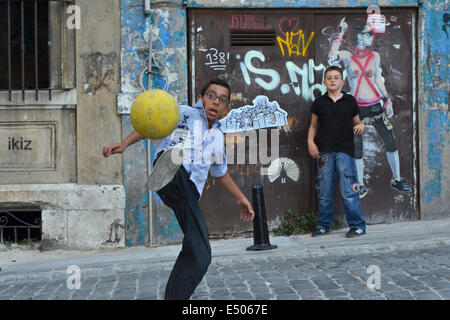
[324,66,344,79]
[200,78,231,99]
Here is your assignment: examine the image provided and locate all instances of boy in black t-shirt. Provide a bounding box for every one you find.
[307,66,367,238]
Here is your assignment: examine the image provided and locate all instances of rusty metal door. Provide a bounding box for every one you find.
[189,9,317,236]
[188,8,417,236]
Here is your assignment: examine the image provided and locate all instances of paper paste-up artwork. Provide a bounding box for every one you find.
[267,157,300,184]
[219,95,288,133]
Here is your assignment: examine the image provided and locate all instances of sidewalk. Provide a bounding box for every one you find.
[1,217,449,271]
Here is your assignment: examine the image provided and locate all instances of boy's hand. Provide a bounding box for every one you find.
[237,197,255,223]
[103,143,125,158]
[308,141,320,159]
[353,123,365,135]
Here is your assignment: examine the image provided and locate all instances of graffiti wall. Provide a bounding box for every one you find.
[314,11,416,223]
[118,0,448,246]
[189,8,417,233]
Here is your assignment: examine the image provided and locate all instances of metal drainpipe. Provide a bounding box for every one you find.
[144,0,153,246]
[144,0,152,90]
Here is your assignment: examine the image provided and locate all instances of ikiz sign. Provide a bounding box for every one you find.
[8,137,32,151]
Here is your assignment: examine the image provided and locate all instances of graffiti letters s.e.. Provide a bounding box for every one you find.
[237,50,326,101]
[239,50,280,91]
[220,95,288,133]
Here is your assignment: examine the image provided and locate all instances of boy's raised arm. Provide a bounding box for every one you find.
[103,130,145,158]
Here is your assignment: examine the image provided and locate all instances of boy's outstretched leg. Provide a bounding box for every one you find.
[157,167,211,300]
[164,218,211,299]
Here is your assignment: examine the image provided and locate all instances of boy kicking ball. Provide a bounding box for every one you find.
[307,66,367,238]
[103,79,254,299]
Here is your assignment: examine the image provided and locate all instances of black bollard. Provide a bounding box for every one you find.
[247,184,277,251]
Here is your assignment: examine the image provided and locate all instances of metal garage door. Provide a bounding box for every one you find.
[188,8,417,236]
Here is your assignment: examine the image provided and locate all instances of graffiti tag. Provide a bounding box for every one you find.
[238,50,326,101]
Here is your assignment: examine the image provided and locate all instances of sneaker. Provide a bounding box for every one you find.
[391,177,411,193]
[311,228,330,237]
[345,228,366,238]
[147,146,184,191]
[359,185,368,199]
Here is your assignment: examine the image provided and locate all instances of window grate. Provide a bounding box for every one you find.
[0,0,74,102]
[230,29,277,46]
[0,210,42,244]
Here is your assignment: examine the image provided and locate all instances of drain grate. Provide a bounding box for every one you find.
[0,209,42,244]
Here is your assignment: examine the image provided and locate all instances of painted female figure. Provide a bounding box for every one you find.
[328,17,411,198]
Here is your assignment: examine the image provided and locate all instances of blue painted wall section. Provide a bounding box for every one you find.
[121,0,151,246]
[120,0,188,245]
[418,1,449,206]
[119,0,448,246]
[424,111,448,204]
[122,115,149,246]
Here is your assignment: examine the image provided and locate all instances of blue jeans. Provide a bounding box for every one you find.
[315,152,366,232]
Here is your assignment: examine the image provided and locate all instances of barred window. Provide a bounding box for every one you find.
[0,0,75,102]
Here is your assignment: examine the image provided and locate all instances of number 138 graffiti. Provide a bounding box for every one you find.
[205,48,230,71]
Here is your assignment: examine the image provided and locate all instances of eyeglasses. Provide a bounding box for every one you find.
[205,90,229,106]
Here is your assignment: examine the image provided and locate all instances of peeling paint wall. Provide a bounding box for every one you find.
[120,0,150,247]
[120,0,187,245]
[417,1,449,218]
[120,0,448,246]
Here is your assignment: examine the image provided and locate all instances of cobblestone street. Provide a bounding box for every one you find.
[1,219,449,300]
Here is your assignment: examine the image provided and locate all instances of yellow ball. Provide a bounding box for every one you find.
[130,89,180,140]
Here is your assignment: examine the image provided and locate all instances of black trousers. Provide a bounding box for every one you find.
[156,166,212,300]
